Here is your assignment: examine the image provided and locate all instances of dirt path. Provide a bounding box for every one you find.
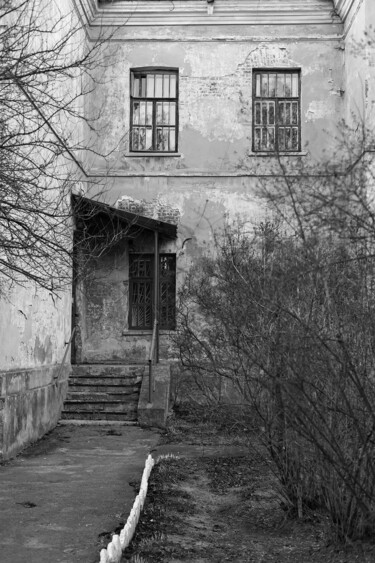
[121,408,375,563]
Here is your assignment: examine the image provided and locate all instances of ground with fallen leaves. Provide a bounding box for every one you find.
[120,405,375,563]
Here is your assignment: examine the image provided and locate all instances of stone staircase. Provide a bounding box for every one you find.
[61,364,145,422]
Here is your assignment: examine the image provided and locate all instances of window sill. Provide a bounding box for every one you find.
[248,151,308,157]
[125,152,182,158]
[122,330,176,336]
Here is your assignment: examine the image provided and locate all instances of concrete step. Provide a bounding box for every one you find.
[63,401,138,413]
[60,411,138,421]
[72,365,145,377]
[66,391,140,401]
[67,385,141,395]
[62,364,145,423]
[69,376,142,386]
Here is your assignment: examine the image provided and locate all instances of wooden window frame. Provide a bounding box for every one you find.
[130,67,179,153]
[129,253,176,330]
[252,68,301,153]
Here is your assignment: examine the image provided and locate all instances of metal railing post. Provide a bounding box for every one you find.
[56,326,76,381]
[148,319,158,403]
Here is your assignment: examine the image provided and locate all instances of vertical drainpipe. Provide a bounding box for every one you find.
[154,229,160,363]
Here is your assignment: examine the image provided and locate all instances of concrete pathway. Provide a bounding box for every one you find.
[0,423,159,563]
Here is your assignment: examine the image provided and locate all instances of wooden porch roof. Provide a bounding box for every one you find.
[72,194,178,239]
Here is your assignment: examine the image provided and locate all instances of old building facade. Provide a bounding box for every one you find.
[0,0,374,457]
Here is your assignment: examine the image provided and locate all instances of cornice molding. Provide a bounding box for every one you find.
[76,0,342,27]
[72,0,97,26]
[333,0,358,21]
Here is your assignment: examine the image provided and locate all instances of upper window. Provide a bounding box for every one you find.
[130,68,178,153]
[253,70,301,153]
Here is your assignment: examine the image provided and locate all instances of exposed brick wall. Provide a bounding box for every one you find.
[117,196,181,225]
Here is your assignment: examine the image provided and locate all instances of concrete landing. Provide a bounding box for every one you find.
[0,424,159,563]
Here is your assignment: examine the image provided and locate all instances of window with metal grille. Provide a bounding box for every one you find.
[129,254,176,329]
[130,68,178,152]
[253,70,301,153]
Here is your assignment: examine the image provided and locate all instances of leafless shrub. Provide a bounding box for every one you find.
[175,119,375,540]
[0,0,118,294]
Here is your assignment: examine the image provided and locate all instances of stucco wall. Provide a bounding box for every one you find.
[0,0,80,459]
[89,39,343,171]
[75,16,347,363]
[76,231,176,363]
[342,0,375,126]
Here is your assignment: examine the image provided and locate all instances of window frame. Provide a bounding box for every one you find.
[252,68,301,154]
[129,67,179,154]
[128,253,176,330]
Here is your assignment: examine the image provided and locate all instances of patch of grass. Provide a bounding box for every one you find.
[203,455,255,494]
[122,456,197,562]
[161,402,256,446]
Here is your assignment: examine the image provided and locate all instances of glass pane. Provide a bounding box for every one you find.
[279,102,285,124]
[155,74,163,97]
[269,74,276,97]
[139,101,146,125]
[145,128,153,151]
[285,128,292,150]
[146,74,155,97]
[163,74,170,98]
[162,102,170,125]
[269,102,275,125]
[156,102,163,125]
[292,74,299,97]
[169,129,176,151]
[292,102,298,125]
[131,257,152,277]
[169,102,176,126]
[254,128,261,151]
[133,102,140,125]
[170,74,176,98]
[255,102,261,125]
[292,127,298,150]
[139,128,146,150]
[277,74,285,97]
[132,128,139,150]
[141,77,146,97]
[131,280,152,328]
[285,102,291,125]
[262,102,267,125]
[261,74,268,97]
[133,77,140,97]
[255,74,261,97]
[285,74,292,97]
[146,102,153,125]
[156,128,167,150]
[261,128,268,150]
[279,128,285,151]
[268,127,275,150]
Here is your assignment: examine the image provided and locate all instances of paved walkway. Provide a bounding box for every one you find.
[0,423,159,563]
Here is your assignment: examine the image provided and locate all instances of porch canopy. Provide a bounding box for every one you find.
[72,193,177,240]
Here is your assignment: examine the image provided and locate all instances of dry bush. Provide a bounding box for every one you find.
[175,212,375,540]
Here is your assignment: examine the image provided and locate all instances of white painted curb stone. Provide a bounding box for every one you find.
[98,454,155,563]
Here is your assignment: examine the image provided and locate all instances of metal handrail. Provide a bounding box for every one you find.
[55,326,76,381]
[148,319,158,403]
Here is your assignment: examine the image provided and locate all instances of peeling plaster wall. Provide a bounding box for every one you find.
[0,257,72,461]
[76,234,176,363]
[0,0,78,459]
[78,18,347,362]
[342,0,375,126]
[90,39,343,171]
[85,31,345,257]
